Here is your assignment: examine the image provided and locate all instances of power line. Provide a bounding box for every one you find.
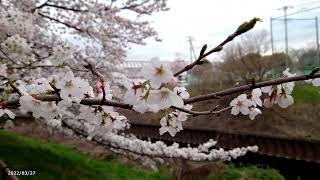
[287,5,320,16]
[294,0,320,8]
[274,5,320,19]
[272,17,315,21]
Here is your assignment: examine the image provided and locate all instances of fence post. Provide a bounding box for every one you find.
[270,17,274,55]
[316,16,319,66]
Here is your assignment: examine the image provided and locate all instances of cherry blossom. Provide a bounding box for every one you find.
[159,115,178,137]
[0,34,32,55]
[28,78,53,94]
[260,69,296,109]
[96,79,105,94]
[282,68,296,77]
[282,68,295,94]
[230,94,253,115]
[123,79,158,113]
[169,77,178,87]
[277,94,294,108]
[56,71,93,105]
[19,95,44,118]
[45,46,67,66]
[141,61,173,89]
[159,104,192,136]
[148,87,184,110]
[251,88,262,107]
[261,85,284,108]
[61,116,259,161]
[0,104,15,119]
[312,78,320,86]
[248,107,262,120]
[0,64,7,77]
[40,101,60,120]
[174,86,190,99]
[261,85,282,96]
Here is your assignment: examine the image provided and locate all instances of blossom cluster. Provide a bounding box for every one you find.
[0,9,37,37]
[123,61,193,136]
[0,71,128,133]
[62,116,259,161]
[230,68,297,120]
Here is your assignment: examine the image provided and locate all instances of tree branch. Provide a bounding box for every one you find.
[38,13,84,32]
[3,72,320,115]
[185,73,320,104]
[174,17,261,77]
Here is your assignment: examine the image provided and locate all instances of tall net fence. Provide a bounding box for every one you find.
[271,17,320,74]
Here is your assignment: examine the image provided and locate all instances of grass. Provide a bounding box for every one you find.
[292,84,320,104]
[207,163,284,180]
[0,130,170,180]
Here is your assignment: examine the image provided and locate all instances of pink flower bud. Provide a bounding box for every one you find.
[96,79,104,93]
[169,77,178,87]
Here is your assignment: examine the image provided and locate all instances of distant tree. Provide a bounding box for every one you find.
[216,29,293,83]
[293,48,319,70]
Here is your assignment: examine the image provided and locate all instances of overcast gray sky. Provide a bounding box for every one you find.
[126,0,320,61]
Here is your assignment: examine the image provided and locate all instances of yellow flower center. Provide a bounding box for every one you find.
[160,90,170,99]
[65,81,73,89]
[155,66,165,76]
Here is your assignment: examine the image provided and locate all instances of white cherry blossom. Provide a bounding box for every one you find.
[174,86,190,99]
[263,97,278,108]
[159,115,178,137]
[230,94,253,115]
[277,94,294,108]
[123,79,158,113]
[28,78,53,94]
[251,88,262,107]
[261,85,282,96]
[248,107,262,120]
[0,64,7,77]
[49,45,72,66]
[148,87,184,110]
[19,95,43,118]
[312,78,320,86]
[141,61,173,89]
[55,71,93,105]
[281,68,295,96]
[0,34,32,55]
[283,68,296,77]
[0,105,15,119]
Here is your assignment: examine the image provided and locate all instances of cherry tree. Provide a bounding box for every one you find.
[1,1,320,162]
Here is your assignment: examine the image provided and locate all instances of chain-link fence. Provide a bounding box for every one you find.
[271,17,320,74]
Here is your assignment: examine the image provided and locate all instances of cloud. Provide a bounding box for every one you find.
[126,0,313,61]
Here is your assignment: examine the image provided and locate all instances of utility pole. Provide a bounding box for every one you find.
[187,36,196,63]
[270,17,274,55]
[316,17,320,66]
[278,5,293,67]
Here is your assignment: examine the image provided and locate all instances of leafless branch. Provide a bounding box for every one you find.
[3,72,320,116]
[174,17,261,77]
[185,73,320,104]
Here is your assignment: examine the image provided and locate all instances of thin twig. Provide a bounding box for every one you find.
[8,81,22,96]
[174,17,261,77]
[172,106,231,116]
[83,63,106,104]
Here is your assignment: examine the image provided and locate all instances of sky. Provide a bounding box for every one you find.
[126,0,320,61]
